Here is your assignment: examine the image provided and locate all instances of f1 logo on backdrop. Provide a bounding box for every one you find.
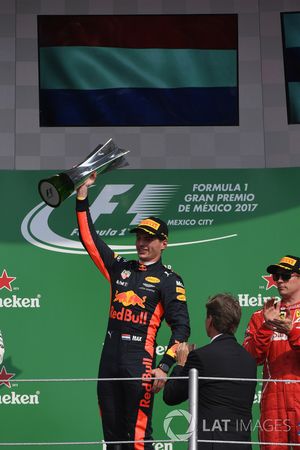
[21,183,237,255]
[21,184,178,255]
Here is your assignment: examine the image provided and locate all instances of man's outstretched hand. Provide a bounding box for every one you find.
[151,367,167,393]
[176,342,190,366]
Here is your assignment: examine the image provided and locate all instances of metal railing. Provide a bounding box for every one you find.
[2,371,300,448]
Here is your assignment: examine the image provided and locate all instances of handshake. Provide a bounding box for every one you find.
[175,342,196,366]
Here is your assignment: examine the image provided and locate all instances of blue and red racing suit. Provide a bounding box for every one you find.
[76,197,190,449]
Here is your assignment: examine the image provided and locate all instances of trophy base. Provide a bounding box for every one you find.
[38,173,74,208]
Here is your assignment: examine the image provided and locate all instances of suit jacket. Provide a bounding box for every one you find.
[163,334,257,450]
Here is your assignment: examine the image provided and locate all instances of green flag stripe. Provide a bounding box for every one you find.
[283,13,300,48]
[39,47,237,89]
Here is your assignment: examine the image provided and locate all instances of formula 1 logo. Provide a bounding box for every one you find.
[21,184,178,254]
[21,183,238,255]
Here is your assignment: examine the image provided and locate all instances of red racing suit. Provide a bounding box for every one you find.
[243,302,300,450]
[76,197,190,449]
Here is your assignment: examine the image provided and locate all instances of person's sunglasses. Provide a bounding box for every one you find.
[272,272,299,282]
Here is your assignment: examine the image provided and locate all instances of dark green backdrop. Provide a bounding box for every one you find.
[1,168,298,449]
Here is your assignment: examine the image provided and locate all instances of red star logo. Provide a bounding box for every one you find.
[0,366,15,388]
[262,274,277,290]
[0,270,16,291]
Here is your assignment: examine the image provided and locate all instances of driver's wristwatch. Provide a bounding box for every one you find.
[158,362,170,373]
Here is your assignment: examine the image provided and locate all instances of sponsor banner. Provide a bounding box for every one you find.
[1,168,300,448]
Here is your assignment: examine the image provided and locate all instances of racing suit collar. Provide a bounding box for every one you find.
[134,258,163,271]
[281,300,300,310]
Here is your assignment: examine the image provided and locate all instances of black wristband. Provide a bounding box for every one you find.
[158,363,170,373]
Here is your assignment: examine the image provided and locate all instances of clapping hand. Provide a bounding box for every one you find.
[263,298,292,335]
[269,309,292,335]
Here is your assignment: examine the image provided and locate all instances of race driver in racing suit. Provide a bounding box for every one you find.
[76,173,190,450]
[243,255,300,450]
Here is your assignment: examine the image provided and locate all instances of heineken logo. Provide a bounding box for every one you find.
[0,390,40,405]
[0,351,40,405]
[0,270,16,291]
[261,274,277,290]
[21,183,237,254]
[238,294,279,307]
[0,295,41,308]
[0,366,15,388]
[0,270,42,308]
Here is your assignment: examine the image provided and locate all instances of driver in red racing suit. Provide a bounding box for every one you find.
[243,255,300,450]
[76,173,190,450]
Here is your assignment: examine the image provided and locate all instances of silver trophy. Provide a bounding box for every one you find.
[38,139,129,207]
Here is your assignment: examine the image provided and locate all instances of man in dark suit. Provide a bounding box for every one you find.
[163,293,257,449]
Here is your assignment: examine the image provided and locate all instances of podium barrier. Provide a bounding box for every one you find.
[1,373,300,448]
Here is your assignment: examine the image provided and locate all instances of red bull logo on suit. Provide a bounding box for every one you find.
[113,290,146,308]
[110,306,148,324]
